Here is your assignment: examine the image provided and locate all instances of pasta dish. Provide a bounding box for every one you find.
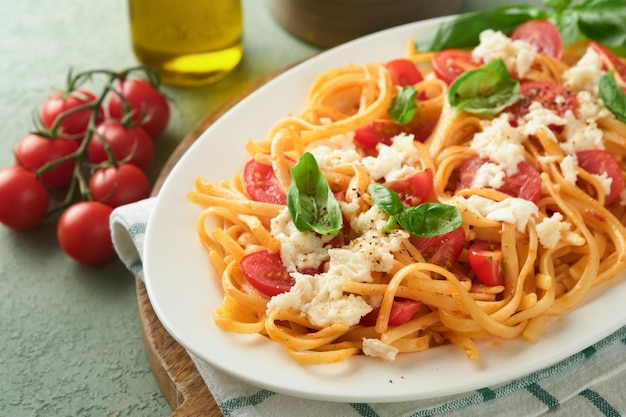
[188,19,626,364]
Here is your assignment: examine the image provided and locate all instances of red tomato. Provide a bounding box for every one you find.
[384,169,434,206]
[239,250,294,296]
[385,59,424,86]
[432,49,479,85]
[511,19,563,59]
[15,133,79,188]
[107,78,170,138]
[412,226,466,268]
[588,42,626,85]
[87,120,154,171]
[510,81,578,121]
[468,241,504,286]
[40,88,100,137]
[458,157,542,203]
[498,161,542,203]
[576,149,625,206]
[57,201,115,265]
[88,164,151,208]
[353,119,436,156]
[353,122,394,153]
[360,298,422,327]
[0,166,49,230]
[243,159,286,205]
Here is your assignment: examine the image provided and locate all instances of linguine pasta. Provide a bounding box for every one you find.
[188,26,626,364]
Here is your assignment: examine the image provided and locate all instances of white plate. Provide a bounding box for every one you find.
[143,16,626,403]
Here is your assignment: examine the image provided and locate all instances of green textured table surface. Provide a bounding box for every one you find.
[0,1,539,416]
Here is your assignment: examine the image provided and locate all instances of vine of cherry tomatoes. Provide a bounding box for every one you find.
[0,66,170,265]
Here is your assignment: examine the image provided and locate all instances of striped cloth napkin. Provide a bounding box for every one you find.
[110,198,626,417]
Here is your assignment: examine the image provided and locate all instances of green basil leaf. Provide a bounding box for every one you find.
[552,9,582,45]
[396,203,464,238]
[448,59,520,115]
[415,5,548,51]
[369,183,464,237]
[571,1,626,51]
[287,152,342,236]
[389,86,418,125]
[543,0,572,13]
[599,71,626,123]
[368,183,404,216]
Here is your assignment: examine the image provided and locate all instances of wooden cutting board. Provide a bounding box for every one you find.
[137,66,294,417]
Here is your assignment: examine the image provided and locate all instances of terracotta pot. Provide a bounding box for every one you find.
[268,0,465,48]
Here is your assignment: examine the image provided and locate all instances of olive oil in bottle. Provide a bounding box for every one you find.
[128,0,243,87]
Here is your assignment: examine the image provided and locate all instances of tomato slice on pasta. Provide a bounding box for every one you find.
[432,49,479,85]
[354,119,436,157]
[458,157,542,203]
[384,169,434,207]
[576,149,625,206]
[360,298,422,327]
[511,19,563,59]
[239,250,294,297]
[510,81,578,121]
[353,122,394,154]
[243,159,286,205]
[411,226,466,268]
[385,59,424,86]
[468,241,504,286]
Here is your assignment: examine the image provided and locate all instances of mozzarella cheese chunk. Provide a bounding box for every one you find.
[520,101,566,139]
[472,29,537,77]
[347,229,408,273]
[455,195,538,232]
[560,155,578,184]
[270,207,331,272]
[561,112,605,154]
[470,113,525,175]
[362,133,420,181]
[563,47,603,92]
[266,270,373,327]
[594,173,613,197]
[362,338,399,361]
[576,91,611,122]
[472,162,506,189]
[307,134,362,171]
[536,212,569,249]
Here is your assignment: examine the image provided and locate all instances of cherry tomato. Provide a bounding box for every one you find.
[468,241,504,286]
[588,42,626,85]
[510,81,578,121]
[385,59,424,86]
[511,19,563,60]
[458,157,542,203]
[384,169,434,207]
[57,201,115,265]
[87,120,154,171]
[40,88,100,137]
[576,149,625,206]
[243,159,286,205]
[498,161,542,203]
[88,164,151,208]
[432,49,479,85]
[360,298,422,327]
[412,226,466,268]
[353,119,436,156]
[239,250,294,296]
[107,78,170,138]
[0,166,49,230]
[353,122,394,154]
[15,133,79,189]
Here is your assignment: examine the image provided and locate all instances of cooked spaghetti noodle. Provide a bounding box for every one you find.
[188,26,626,364]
